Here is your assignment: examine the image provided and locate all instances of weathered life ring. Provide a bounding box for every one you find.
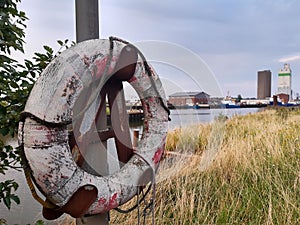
[18,37,169,219]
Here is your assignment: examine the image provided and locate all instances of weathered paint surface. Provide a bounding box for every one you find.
[24,40,121,124]
[18,38,168,215]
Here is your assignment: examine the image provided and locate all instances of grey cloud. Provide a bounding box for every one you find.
[18,0,300,97]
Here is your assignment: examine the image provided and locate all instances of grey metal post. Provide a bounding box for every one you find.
[76,0,99,42]
[75,0,109,224]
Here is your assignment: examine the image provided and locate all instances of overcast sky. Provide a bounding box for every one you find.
[17,0,300,98]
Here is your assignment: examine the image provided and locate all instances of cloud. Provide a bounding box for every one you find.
[278,55,300,63]
[15,0,300,97]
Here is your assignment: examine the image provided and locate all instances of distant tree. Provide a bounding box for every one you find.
[0,0,71,210]
[236,94,242,103]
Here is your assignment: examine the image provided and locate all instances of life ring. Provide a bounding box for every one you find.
[18,37,169,219]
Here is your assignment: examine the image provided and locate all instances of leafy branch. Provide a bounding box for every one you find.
[0,0,73,210]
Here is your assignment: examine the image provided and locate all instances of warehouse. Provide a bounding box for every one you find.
[168,91,210,108]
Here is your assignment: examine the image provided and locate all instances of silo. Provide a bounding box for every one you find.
[277,63,292,100]
[257,70,272,99]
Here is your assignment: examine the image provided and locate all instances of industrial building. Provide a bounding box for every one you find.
[257,70,272,99]
[277,63,292,100]
[168,91,210,107]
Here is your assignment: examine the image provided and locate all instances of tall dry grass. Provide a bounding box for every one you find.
[110,107,300,224]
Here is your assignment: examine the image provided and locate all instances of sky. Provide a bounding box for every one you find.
[16,0,300,98]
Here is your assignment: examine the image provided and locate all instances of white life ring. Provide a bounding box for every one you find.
[18,37,169,219]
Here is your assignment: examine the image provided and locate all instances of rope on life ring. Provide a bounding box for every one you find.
[18,37,169,219]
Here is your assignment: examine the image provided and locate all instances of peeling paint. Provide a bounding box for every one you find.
[152,147,164,164]
[19,38,168,216]
[107,193,118,210]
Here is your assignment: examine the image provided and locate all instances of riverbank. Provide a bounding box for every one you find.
[0,108,258,224]
[2,107,299,224]
[110,107,300,224]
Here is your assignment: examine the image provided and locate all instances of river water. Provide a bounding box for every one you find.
[0,108,259,224]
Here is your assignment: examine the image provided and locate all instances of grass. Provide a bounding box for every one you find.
[109,107,300,224]
[21,107,299,224]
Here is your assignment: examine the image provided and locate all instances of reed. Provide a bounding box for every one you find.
[109,107,300,224]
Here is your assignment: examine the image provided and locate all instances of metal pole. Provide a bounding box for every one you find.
[76,0,99,42]
[75,0,109,224]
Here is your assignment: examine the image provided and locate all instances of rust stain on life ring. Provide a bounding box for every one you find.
[152,147,164,164]
[96,192,118,211]
[19,38,169,219]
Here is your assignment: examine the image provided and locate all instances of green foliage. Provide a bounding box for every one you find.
[0,0,26,211]
[0,179,19,209]
[33,220,45,225]
[0,0,72,210]
[0,0,27,54]
[236,94,242,102]
[0,142,21,173]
